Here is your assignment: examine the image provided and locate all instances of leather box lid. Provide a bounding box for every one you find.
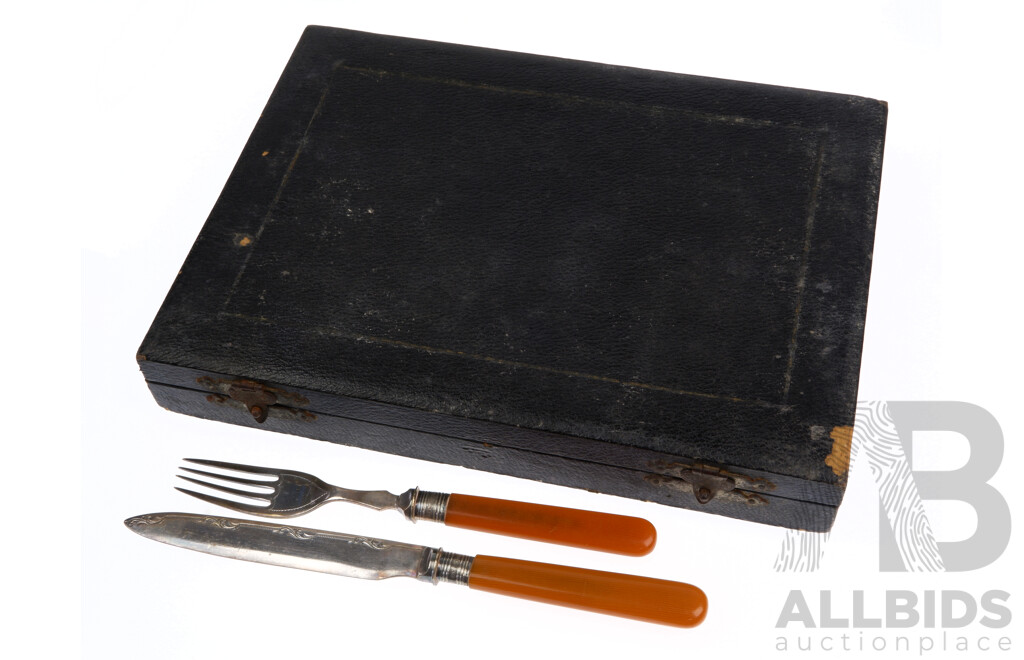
[139,26,886,526]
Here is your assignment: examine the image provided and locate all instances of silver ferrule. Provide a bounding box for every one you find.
[422,548,474,585]
[398,488,450,523]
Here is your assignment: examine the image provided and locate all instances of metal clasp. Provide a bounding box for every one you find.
[197,377,313,424]
[683,466,736,504]
[644,460,772,506]
[225,382,278,423]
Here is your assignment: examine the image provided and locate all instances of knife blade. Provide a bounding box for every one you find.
[125,512,707,628]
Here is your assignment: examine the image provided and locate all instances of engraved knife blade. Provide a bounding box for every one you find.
[125,512,708,627]
[124,512,462,583]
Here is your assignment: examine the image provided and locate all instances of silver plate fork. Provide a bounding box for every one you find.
[176,458,440,521]
[174,458,658,555]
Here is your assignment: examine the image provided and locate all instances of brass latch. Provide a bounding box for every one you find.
[644,460,773,506]
[225,382,277,423]
[682,467,736,504]
[197,377,313,424]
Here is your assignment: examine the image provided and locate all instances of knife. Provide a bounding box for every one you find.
[125,512,707,628]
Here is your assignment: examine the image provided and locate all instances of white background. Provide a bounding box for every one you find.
[5,1,1022,657]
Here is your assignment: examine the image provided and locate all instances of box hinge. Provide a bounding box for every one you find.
[644,461,773,506]
[197,377,313,423]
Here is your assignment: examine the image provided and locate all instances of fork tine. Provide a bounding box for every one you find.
[183,458,282,476]
[175,487,270,513]
[179,466,275,488]
[177,475,272,503]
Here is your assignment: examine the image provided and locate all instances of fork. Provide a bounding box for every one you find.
[176,458,657,556]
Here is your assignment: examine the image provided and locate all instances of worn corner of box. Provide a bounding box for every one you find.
[824,424,854,484]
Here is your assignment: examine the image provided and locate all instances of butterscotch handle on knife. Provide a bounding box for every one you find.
[441,494,657,556]
[466,555,707,627]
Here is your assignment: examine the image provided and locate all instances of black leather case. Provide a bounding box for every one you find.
[138,26,887,531]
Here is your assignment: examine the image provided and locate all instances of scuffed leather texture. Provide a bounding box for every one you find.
[138,26,887,529]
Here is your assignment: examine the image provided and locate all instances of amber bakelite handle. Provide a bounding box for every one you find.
[467,555,707,627]
[443,494,656,556]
